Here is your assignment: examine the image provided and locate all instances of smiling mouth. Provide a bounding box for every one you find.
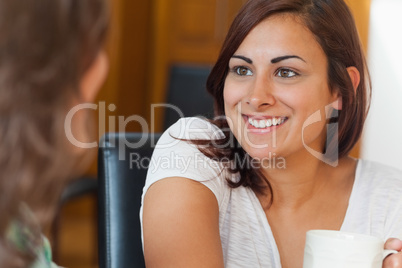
[245,116,288,129]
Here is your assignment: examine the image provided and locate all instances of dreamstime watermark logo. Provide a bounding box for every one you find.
[64,101,340,166]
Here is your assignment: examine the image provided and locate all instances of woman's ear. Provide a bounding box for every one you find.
[346,66,360,94]
[331,66,360,111]
[80,50,109,102]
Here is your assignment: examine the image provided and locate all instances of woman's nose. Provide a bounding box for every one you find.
[245,78,276,110]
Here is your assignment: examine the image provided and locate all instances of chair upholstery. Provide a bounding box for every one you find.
[98,132,161,268]
[163,65,214,130]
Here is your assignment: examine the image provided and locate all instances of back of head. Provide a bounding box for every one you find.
[0,0,108,265]
[207,0,370,160]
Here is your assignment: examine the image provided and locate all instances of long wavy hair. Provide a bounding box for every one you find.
[191,0,371,202]
[0,0,108,266]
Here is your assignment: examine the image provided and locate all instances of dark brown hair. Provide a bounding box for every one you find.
[193,0,371,200]
[0,0,108,266]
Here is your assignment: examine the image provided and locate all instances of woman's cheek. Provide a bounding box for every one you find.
[224,80,249,110]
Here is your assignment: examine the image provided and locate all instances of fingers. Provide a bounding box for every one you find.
[384,238,402,267]
[383,251,402,267]
[385,238,402,251]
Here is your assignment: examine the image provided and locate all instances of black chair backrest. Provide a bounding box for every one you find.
[98,132,161,268]
[163,65,214,130]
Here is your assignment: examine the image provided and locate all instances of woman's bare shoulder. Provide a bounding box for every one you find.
[142,177,224,268]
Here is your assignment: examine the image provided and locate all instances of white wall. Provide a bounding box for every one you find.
[361,0,402,169]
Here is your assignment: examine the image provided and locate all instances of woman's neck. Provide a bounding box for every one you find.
[258,152,357,211]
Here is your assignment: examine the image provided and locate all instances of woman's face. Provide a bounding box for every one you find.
[223,14,339,161]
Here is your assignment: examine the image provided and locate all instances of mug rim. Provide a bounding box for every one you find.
[307,230,382,243]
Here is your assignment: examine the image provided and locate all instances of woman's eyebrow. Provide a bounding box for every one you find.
[271,55,306,63]
[232,55,252,64]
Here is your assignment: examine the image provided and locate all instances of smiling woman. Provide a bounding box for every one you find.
[141,0,402,267]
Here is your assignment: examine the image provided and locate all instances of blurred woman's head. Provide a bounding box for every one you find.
[0,0,108,264]
[207,0,370,160]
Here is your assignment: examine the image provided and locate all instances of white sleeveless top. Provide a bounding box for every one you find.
[140,117,402,268]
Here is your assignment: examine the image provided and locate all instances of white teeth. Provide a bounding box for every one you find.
[248,117,285,128]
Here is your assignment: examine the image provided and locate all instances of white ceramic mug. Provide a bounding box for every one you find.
[303,230,397,268]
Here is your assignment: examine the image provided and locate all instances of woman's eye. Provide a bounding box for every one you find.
[235,66,253,76]
[276,68,298,78]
